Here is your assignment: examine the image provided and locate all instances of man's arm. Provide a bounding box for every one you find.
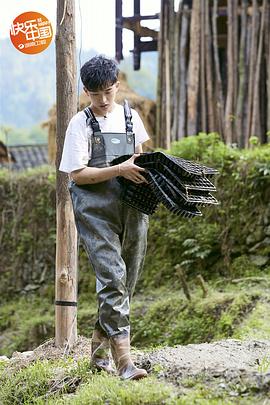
[71,145,146,185]
[71,165,120,185]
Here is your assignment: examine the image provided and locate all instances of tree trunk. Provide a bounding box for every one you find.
[55,0,78,348]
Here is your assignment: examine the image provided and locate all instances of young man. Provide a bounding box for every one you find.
[59,55,150,380]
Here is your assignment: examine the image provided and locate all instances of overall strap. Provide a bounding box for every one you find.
[123,99,133,135]
[84,107,101,133]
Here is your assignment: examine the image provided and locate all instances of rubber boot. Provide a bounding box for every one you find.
[91,329,115,373]
[110,334,147,380]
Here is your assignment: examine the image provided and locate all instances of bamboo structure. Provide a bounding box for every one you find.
[55,0,78,348]
[156,0,270,148]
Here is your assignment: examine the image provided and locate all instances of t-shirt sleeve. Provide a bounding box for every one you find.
[59,115,89,174]
[131,109,150,146]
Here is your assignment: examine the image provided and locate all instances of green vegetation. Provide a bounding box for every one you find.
[0,349,269,404]
[1,134,270,403]
[0,356,176,404]
[1,134,269,300]
[1,278,270,357]
[144,133,270,287]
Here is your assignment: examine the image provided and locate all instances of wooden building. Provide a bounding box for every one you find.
[116,0,270,148]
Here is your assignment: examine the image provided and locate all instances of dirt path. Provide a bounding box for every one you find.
[139,339,270,397]
[3,337,270,398]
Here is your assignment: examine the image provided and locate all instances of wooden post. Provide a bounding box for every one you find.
[200,0,207,133]
[175,265,191,301]
[212,0,225,140]
[178,5,189,140]
[187,0,201,136]
[245,0,259,147]
[225,0,234,145]
[205,0,216,133]
[236,0,248,148]
[266,0,270,138]
[251,0,267,142]
[55,0,78,348]
[165,39,171,149]
[196,274,208,298]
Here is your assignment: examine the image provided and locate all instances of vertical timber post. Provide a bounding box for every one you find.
[133,0,141,70]
[115,0,123,62]
[55,0,78,348]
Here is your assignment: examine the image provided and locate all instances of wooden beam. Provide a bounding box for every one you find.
[55,0,78,349]
[115,0,123,61]
[133,0,141,70]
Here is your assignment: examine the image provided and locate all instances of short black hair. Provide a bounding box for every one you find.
[80,55,119,91]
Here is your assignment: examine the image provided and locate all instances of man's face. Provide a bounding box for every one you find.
[84,81,119,116]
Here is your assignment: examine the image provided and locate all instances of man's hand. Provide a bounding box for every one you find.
[119,154,148,184]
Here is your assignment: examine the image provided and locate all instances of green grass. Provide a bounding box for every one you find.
[233,300,270,341]
[0,357,177,405]
[1,279,269,357]
[1,357,269,405]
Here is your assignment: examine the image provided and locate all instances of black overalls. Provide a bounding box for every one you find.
[68,103,149,337]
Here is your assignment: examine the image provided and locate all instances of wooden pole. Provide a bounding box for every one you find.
[196,274,208,298]
[236,0,248,148]
[156,0,165,147]
[172,1,182,142]
[205,0,216,133]
[187,0,201,136]
[55,0,78,348]
[200,0,207,133]
[225,0,234,144]
[245,0,259,147]
[266,0,270,138]
[175,265,191,301]
[212,0,225,140]
[251,0,267,142]
[178,5,189,140]
[165,38,171,149]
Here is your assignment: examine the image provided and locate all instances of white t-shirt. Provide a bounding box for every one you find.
[59,103,150,173]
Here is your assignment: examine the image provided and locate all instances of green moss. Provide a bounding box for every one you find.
[233,300,270,340]
[131,288,258,347]
[0,284,263,357]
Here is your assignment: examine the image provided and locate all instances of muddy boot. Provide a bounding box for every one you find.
[91,329,115,373]
[110,334,147,380]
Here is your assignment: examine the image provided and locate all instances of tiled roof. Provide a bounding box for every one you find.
[0,144,48,171]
